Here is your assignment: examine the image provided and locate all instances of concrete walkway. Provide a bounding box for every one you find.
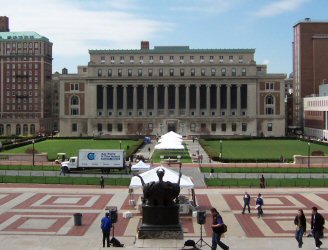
[0,185,327,250]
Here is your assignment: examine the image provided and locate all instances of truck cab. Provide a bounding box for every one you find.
[61,156,78,172]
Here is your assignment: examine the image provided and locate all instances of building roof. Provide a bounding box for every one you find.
[0,31,50,42]
[89,47,255,54]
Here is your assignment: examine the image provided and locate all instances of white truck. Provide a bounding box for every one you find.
[61,149,126,173]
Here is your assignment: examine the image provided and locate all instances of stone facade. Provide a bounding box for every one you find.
[57,41,286,137]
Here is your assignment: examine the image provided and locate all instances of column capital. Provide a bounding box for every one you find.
[206,84,211,88]
[143,84,148,88]
[102,85,108,88]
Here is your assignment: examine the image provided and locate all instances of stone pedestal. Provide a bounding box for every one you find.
[138,205,183,239]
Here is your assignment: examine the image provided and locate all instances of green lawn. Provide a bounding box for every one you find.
[151,146,192,163]
[202,139,328,161]
[4,139,143,161]
[205,178,328,187]
[201,167,328,173]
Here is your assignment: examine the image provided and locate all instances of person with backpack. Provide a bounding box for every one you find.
[256,193,264,218]
[311,207,325,250]
[101,212,112,247]
[210,207,229,250]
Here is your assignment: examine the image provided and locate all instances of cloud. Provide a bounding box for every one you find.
[170,0,238,14]
[1,0,173,57]
[254,0,310,18]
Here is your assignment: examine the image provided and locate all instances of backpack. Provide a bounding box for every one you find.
[110,237,124,247]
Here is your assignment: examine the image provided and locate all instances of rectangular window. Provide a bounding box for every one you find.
[118,69,122,77]
[242,123,247,132]
[221,123,226,132]
[221,68,226,77]
[232,123,237,132]
[159,56,164,60]
[201,68,205,76]
[169,56,174,61]
[231,68,236,76]
[169,68,174,76]
[242,68,246,76]
[71,108,79,115]
[107,123,112,132]
[191,68,195,76]
[128,69,132,77]
[148,68,153,76]
[97,123,102,132]
[266,82,274,90]
[72,123,77,132]
[211,123,216,132]
[148,123,153,129]
[98,69,102,77]
[266,107,274,114]
[180,69,184,76]
[211,68,216,76]
[267,123,272,132]
[138,69,142,76]
[159,68,163,77]
[108,69,112,77]
[117,123,123,131]
[130,56,134,60]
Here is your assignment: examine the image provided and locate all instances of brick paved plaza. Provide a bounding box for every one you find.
[0,184,326,249]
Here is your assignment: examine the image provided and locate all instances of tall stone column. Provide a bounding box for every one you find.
[185,84,190,116]
[154,85,158,116]
[196,85,200,116]
[237,84,241,116]
[216,84,221,116]
[175,84,179,116]
[143,85,148,117]
[102,85,107,117]
[113,85,117,117]
[133,85,137,116]
[123,85,127,116]
[164,84,168,116]
[206,84,211,116]
[226,84,231,116]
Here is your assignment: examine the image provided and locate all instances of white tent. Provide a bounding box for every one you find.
[154,141,184,150]
[161,131,183,139]
[129,166,194,189]
[158,137,183,143]
[131,160,150,171]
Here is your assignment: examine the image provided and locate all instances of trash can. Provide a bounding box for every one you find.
[74,213,82,226]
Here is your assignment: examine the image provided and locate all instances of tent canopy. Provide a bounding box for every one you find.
[158,137,183,143]
[161,131,182,139]
[154,142,184,150]
[129,166,194,189]
[131,160,150,171]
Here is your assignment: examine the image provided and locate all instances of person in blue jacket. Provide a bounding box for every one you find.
[256,193,264,218]
[100,212,112,247]
[210,207,229,250]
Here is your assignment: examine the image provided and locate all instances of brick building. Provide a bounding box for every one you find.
[0,16,55,136]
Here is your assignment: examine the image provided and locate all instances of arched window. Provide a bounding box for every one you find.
[30,124,35,135]
[70,95,80,115]
[23,124,28,135]
[71,95,79,105]
[266,95,274,105]
[265,95,275,115]
[16,124,21,135]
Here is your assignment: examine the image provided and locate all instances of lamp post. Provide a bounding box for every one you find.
[119,140,122,149]
[32,139,35,166]
[307,142,311,168]
[219,140,223,161]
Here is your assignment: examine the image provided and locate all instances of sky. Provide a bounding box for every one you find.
[1,0,327,75]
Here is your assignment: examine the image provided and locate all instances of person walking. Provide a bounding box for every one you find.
[100,176,105,189]
[209,167,214,178]
[210,207,229,250]
[242,192,251,214]
[256,193,264,218]
[100,212,112,248]
[311,206,325,250]
[294,209,306,248]
[259,174,265,188]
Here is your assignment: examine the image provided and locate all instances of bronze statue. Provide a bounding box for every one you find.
[136,168,182,206]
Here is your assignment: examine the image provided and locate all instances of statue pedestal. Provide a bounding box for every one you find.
[138,205,183,239]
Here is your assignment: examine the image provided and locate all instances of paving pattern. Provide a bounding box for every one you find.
[0,185,327,242]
